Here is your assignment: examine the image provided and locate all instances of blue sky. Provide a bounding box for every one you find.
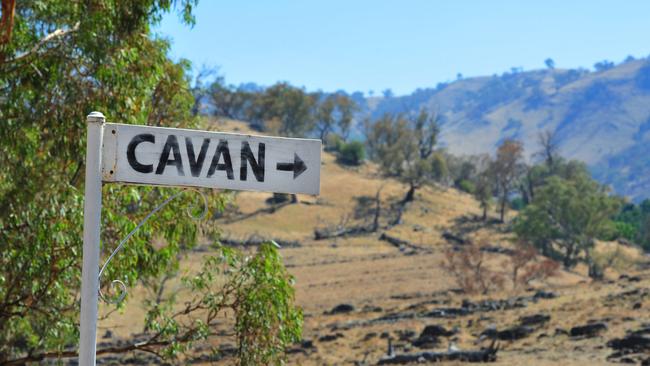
[157,1,650,96]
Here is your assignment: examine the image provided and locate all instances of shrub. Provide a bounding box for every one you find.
[510,197,526,211]
[337,141,365,166]
[612,221,637,241]
[508,244,559,288]
[457,179,476,194]
[443,241,505,294]
[324,133,345,152]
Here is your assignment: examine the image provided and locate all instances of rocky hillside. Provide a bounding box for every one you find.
[361,58,650,202]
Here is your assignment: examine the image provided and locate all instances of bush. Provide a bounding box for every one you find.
[507,244,559,289]
[443,241,505,294]
[337,141,365,166]
[510,197,526,211]
[457,179,476,194]
[611,221,637,241]
[324,133,344,152]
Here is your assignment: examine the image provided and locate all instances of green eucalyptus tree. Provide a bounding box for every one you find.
[514,173,621,269]
[0,1,301,364]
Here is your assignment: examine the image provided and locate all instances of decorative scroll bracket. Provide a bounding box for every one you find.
[98,188,208,304]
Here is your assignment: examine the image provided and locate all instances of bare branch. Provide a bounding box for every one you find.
[3,22,80,65]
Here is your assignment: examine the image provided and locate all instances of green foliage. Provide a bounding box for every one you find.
[492,139,524,222]
[324,133,345,152]
[611,199,650,251]
[337,141,365,166]
[510,197,526,211]
[365,110,442,201]
[143,243,302,365]
[249,82,316,137]
[314,93,357,140]
[0,1,301,363]
[208,76,253,121]
[612,221,637,241]
[430,152,448,182]
[514,174,621,269]
[457,179,476,194]
[472,157,494,220]
[234,244,303,365]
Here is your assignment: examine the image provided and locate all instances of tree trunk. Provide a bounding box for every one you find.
[403,184,416,203]
[482,204,488,221]
[372,189,382,231]
[499,197,506,223]
[563,243,575,269]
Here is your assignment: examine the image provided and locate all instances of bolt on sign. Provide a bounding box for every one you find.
[101,123,321,195]
[79,112,321,366]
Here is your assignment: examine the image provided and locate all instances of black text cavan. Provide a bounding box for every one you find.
[127,134,265,182]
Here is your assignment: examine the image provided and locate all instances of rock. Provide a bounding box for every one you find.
[533,290,557,299]
[378,341,499,364]
[496,325,535,341]
[326,303,355,315]
[519,314,551,327]
[411,325,454,349]
[480,246,515,255]
[287,339,316,355]
[555,328,569,336]
[363,332,378,341]
[619,274,642,282]
[426,307,471,318]
[570,323,607,338]
[396,329,417,341]
[420,325,455,338]
[479,325,534,341]
[318,333,344,342]
[608,334,650,352]
[411,335,440,349]
[441,231,467,245]
[362,305,383,313]
[630,325,650,336]
[102,330,113,339]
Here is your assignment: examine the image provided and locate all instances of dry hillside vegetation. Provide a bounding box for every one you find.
[95,120,650,365]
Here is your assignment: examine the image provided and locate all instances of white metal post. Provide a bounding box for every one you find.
[79,111,105,366]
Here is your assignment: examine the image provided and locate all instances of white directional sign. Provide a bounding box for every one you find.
[101,123,321,195]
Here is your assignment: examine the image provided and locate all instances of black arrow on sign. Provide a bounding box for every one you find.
[276,153,307,179]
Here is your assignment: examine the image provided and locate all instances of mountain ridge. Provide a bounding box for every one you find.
[359,58,650,201]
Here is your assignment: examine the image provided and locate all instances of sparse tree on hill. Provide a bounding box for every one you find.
[473,155,494,221]
[544,58,555,69]
[190,66,219,116]
[365,110,442,203]
[251,82,316,137]
[208,77,254,121]
[536,129,560,170]
[491,139,524,222]
[514,174,621,270]
[314,93,357,142]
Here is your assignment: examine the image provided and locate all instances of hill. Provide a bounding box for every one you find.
[360,58,650,202]
[96,119,650,365]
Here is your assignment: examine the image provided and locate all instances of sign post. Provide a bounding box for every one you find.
[79,113,321,364]
[79,112,105,365]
